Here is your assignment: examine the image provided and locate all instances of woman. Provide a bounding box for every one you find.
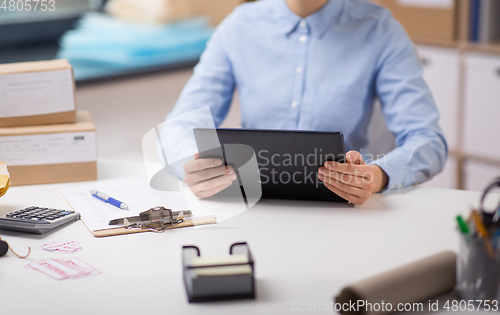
[164,0,447,205]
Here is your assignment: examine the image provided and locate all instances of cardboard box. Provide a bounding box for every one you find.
[0,111,97,186]
[372,0,457,41]
[192,0,245,26]
[0,59,77,127]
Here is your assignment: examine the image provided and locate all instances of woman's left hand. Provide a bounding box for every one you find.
[317,150,388,205]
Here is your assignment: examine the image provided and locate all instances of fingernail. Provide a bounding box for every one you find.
[214,159,222,165]
[229,173,237,180]
[324,161,331,168]
[319,167,325,174]
[318,174,324,180]
[226,166,234,174]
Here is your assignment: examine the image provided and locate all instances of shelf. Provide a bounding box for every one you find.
[410,37,500,56]
[463,153,500,167]
[465,42,500,56]
[412,37,460,49]
[449,149,461,158]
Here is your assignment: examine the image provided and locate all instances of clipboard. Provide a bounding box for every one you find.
[91,215,216,237]
[58,179,217,238]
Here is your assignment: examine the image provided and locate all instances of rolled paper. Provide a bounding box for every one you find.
[335,251,457,315]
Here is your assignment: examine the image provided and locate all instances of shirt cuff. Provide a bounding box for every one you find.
[369,149,410,193]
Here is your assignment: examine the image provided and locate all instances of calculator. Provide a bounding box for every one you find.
[0,206,80,234]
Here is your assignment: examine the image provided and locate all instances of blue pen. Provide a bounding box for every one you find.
[90,190,129,210]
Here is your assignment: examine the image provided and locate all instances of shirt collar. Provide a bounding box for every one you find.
[272,0,345,38]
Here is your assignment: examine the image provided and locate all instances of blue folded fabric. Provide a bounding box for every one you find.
[57,13,214,80]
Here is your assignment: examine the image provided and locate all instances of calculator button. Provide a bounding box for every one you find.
[24,206,37,210]
[60,212,71,215]
[6,214,14,218]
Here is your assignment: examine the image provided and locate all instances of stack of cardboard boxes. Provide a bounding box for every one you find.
[0,60,97,185]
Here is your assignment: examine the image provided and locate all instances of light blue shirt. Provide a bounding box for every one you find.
[164,0,447,191]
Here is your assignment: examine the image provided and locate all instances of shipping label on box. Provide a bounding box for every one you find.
[0,59,77,127]
[0,110,97,186]
[0,69,75,118]
[0,131,96,166]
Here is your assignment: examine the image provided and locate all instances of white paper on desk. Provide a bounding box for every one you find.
[58,179,214,232]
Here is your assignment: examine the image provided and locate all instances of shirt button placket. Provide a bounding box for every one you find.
[289,21,309,129]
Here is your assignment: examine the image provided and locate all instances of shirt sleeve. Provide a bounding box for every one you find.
[167,18,236,125]
[158,14,236,173]
[369,12,448,192]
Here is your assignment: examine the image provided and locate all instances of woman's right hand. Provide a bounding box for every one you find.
[183,153,237,198]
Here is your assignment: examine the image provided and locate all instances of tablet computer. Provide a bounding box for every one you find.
[194,128,347,203]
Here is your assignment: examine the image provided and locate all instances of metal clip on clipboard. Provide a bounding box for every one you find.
[108,207,192,232]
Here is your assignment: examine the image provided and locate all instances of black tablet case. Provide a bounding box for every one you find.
[194,128,347,203]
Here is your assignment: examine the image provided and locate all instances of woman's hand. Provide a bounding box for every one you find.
[317,150,388,205]
[183,153,237,198]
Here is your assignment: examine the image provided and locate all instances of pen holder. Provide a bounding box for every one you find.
[182,242,255,302]
[456,234,500,302]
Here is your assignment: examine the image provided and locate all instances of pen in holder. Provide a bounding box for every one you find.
[182,242,255,302]
[456,177,500,303]
[456,233,500,302]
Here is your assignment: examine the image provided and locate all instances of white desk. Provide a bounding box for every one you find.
[0,158,492,315]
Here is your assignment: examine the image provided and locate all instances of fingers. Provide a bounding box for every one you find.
[184,156,223,174]
[318,173,362,194]
[319,165,376,194]
[318,151,373,205]
[184,164,233,185]
[321,163,374,181]
[319,167,373,186]
[324,161,369,176]
[345,150,365,165]
[193,180,234,199]
[189,172,238,198]
[323,182,366,205]
[183,154,238,199]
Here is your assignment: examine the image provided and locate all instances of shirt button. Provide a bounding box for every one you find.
[391,185,396,190]
[299,21,307,28]
[398,183,403,189]
[295,67,302,74]
[299,35,308,43]
[291,101,298,108]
